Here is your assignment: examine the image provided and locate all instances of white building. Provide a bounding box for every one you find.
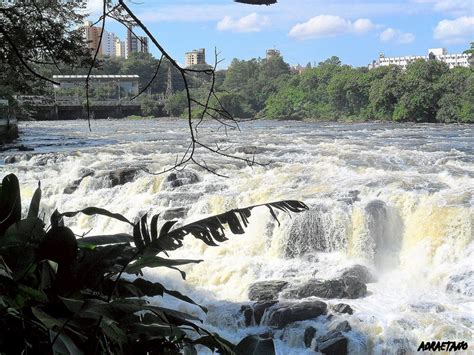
[115,38,126,59]
[185,48,206,67]
[101,31,117,58]
[368,48,470,70]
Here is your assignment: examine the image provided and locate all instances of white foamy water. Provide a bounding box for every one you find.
[2,119,473,354]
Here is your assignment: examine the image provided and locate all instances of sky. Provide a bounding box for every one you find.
[88,0,474,68]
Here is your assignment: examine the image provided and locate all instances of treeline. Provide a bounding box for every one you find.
[13,50,474,123]
[192,55,472,123]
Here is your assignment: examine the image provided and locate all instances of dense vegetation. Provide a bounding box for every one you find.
[0,173,308,354]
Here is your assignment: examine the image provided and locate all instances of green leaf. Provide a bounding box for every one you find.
[125,256,202,276]
[235,335,275,355]
[79,233,132,245]
[59,207,133,226]
[27,181,41,219]
[0,174,22,236]
[32,307,67,330]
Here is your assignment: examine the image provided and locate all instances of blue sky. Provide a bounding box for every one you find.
[90,0,474,68]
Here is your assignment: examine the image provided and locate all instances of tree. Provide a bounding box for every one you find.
[463,42,474,67]
[0,0,91,97]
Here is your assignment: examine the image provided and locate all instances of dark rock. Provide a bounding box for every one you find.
[266,300,327,328]
[316,331,348,355]
[288,277,367,299]
[338,190,360,204]
[335,320,351,332]
[259,332,273,339]
[446,271,474,297]
[163,170,199,189]
[248,280,288,301]
[107,168,140,187]
[340,265,376,283]
[332,303,354,315]
[18,145,34,152]
[161,207,189,220]
[4,156,16,164]
[63,170,95,194]
[304,326,317,348]
[253,301,278,325]
[240,305,253,327]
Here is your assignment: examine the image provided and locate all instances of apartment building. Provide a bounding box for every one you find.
[185,48,206,67]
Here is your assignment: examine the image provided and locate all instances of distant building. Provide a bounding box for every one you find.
[126,27,149,58]
[115,38,126,59]
[290,64,306,74]
[368,48,470,70]
[83,21,103,56]
[266,49,281,60]
[185,48,206,67]
[101,31,117,58]
[53,75,140,96]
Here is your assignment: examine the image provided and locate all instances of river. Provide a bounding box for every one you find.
[1,119,473,354]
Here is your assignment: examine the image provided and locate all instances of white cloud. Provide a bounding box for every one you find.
[434,16,474,44]
[379,28,415,44]
[288,15,376,40]
[217,13,270,33]
[413,0,473,16]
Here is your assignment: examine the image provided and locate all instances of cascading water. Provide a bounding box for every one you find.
[1,119,473,354]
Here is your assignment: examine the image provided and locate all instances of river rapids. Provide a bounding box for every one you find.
[1,119,473,354]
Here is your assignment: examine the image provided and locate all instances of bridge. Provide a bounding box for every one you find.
[16,96,166,120]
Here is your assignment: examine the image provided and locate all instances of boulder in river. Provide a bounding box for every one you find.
[315,330,348,355]
[253,301,278,325]
[63,170,95,194]
[287,277,367,299]
[266,300,327,328]
[163,170,199,189]
[248,280,288,301]
[161,207,189,220]
[106,168,141,187]
[340,264,376,283]
[335,320,351,332]
[304,326,317,348]
[332,303,354,315]
[240,305,253,327]
[446,271,474,297]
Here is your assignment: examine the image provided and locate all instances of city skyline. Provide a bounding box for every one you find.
[86,0,473,68]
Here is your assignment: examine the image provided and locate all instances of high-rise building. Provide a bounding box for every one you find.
[266,49,280,60]
[115,38,126,59]
[368,48,470,70]
[101,31,116,58]
[83,21,103,56]
[184,48,206,67]
[126,27,149,58]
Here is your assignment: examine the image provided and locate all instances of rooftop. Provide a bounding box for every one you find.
[53,75,139,79]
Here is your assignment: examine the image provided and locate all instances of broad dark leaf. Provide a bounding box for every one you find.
[27,181,41,219]
[156,200,308,252]
[0,174,22,236]
[79,233,132,245]
[126,256,202,276]
[59,207,133,226]
[235,335,275,355]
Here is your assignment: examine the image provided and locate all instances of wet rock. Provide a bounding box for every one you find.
[108,168,140,187]
[240,305,253,327]
[248,280,288,301]
[63,170,95,194]
[446,271,474,297]
[253,301,278,325]
[163,170,199,189]
[18,145,34,152]
[304,326,317,348]
[287,277,367,299]
[332,303,354,315]
[338,190,360,205]
[315,331,348,355]
[340,264,376,283]
[335,320,351,332]
[161,207,189,220]
[409,302,446,313]
[4,156,16,164]
[267,300,327,328]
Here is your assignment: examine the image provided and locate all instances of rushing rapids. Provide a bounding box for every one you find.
[1,119,473,354]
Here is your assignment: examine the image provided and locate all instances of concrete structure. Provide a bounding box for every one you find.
[368,48,470,70]
[185,48,206,67]
[53,75,140,97]
[126,27,149,58]
[0,98,18,143]
[266,49,281,60]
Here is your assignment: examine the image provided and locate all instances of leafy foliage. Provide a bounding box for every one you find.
[0,173,307,354]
